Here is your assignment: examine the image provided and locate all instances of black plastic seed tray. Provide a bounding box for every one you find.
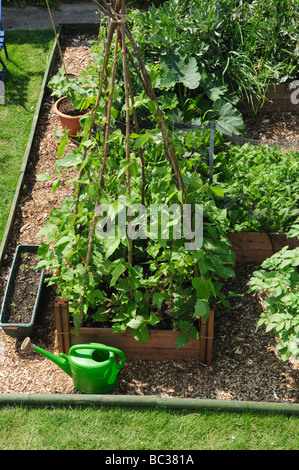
[0,245,45,338]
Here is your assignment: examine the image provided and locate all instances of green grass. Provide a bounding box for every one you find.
[0,405,298,450]
[0,29,55,244]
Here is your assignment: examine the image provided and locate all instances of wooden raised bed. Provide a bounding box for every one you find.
[239,82,299,114]
[54,298,214,364]
[227,232,299,263]
[261,84,299,113]
[53,232,298,363]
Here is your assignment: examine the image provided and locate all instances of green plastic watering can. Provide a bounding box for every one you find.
[21,337,126,394]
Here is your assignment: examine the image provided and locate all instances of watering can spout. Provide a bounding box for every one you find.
[21,337,72,378]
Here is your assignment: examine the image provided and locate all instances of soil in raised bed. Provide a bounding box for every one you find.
[5,252,41,325]
[81,302,176,331]
[0,34,298,401]
[238,111,299,152]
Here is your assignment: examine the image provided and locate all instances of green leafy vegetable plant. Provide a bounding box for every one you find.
[248,225,299,362]
[128,1,245,135]
[47,28,106,113]
[36,4,235,349]
[128,0,299,125]
[212,142,299,233]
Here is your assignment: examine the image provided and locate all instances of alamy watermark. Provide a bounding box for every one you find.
[290,80,299,105]
[95,197,203,250]
[0,80,4,105]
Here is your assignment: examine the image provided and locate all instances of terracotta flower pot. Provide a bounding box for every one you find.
[53,96,89,136]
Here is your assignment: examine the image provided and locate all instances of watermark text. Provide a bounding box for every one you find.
[95,197,203,250]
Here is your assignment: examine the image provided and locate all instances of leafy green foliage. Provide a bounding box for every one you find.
[128,2,245,134]
[37,5,299,353]
[128,0,299,125]
[248,226,299,361]
[158,49,201,90]
[212,143,299,233]
[37,119,235,347]
[47,31,106,111]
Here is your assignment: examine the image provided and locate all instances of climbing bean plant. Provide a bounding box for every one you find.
[37,0,235,348]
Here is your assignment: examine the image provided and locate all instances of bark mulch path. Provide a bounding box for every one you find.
[0,34,298,402]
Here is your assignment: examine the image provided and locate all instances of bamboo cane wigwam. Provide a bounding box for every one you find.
[53,0,215,363]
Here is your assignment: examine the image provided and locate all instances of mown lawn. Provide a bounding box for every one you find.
[0,29,54,244]
[0,405,298,450]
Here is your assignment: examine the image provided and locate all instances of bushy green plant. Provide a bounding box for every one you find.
[128,1,245,135]
[48,32,106,111]
[212,142,299,233]
[128,0,299,118]
[248,225,299,361]
[218,0,299,108]
[36,7,238,348]
[37,123,235,347]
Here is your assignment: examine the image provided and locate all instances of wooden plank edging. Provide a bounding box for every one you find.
[239,83,299,113]
[54,298,214,364]
[227,232,299,262]
[0,23,102,268]
[54,297,70,355]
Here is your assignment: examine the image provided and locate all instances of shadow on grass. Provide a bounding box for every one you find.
[2,29,54,110]
[0,29,55,244]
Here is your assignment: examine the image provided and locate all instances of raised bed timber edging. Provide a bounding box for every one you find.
[227,232,299,263]
[0,393,298,415]
[54,298,214,364]
[0,32,59,269]
[264,83,299,113]
[239,82,299,114]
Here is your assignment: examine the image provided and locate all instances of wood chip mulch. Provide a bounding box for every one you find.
[0,34,298,402]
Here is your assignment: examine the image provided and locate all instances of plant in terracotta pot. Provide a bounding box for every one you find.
[36,0,236,349]
[48,33,105,136]
[53,95,90,137]
[48,68,91,136]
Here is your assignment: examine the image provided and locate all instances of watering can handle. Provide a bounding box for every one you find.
[71,343,126,369]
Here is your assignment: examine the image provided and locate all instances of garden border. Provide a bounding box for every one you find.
[227,232,299,263]
[0,23,298,414]
[54,298,214,364]
[0,393,298,415]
